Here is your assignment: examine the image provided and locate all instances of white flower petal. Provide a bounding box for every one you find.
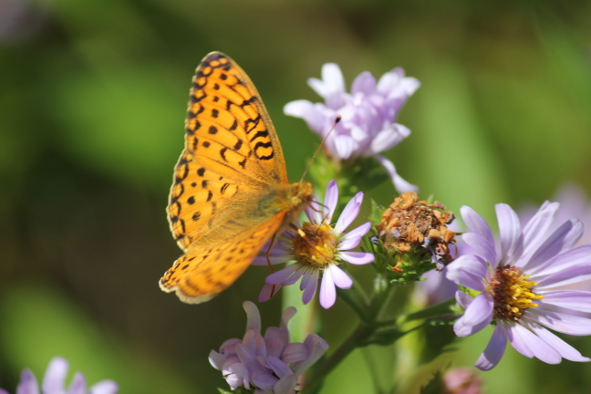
[351,71,376,95]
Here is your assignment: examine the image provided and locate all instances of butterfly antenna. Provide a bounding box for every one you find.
[299,115,341,185]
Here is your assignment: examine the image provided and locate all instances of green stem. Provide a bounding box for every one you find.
[301,323,367,394]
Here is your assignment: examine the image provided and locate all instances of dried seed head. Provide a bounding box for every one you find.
[377,192,456,269]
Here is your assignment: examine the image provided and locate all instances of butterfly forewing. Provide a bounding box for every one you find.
[162,52,305,304]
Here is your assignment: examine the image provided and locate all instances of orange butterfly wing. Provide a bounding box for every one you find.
[160,52,311,304]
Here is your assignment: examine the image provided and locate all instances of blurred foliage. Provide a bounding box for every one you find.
[1,0,591,392]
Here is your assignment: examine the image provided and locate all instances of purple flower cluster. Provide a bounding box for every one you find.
[284,63,419,193]
[446,202,591,370]
[0,357,118,394]
[209,301,328,394]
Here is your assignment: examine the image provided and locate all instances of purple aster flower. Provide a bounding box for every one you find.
[284,63,420,193]
[254,180,374,309]
[0,357,118,394]
[446,202,591,371]
[209,301,328,394]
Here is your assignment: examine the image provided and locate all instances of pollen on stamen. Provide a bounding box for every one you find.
[488,265,544,321]
[292,222,337,267]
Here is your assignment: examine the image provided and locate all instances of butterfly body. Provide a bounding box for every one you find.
[160,52,313,304]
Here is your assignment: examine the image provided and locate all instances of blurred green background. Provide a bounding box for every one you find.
[1,0,591,392]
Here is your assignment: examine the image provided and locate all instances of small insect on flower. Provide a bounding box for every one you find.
[254,180,374,309]
[447,202,591,371]
[209,301,328,394]
[377,192,457,272]
[284,62,420,193]
[0,357,118,394]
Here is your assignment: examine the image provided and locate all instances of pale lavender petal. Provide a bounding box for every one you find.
[258,283,281,302]
[17,370,39,394]
[280,306,297,332]
[243,301,261,333]
[374,155,418,193]
[376,68,403,93]
[455,291,474,310]
[460,206,496,256]
[264,327,285,359]
[521,201,559,259]
[219,338,242,354]
[334,192,363,234]
[496,203,523,265]
[534,247,591,287]
[369,125,409,155]
[510,323,561,364]
[66,373,86,394]
[89,381,118,394]
[265,264,304,285]
[446,255,488,292]
[333,135,356,160]
[283,100,325,133]
[319,269,337,309]
[300,268,319,304]
[351,71,376,95]
[337,251,374,265]
[538,290,591,313]
[266,356,292,378]
[42,357,68,394]
[474,324,508,371]
[281,343,308,364]
[505,324,534,358]
[305,195,322,224]
[291,334,329,376]
[209,350,226,370]
[319,63,345,97]
[338,234,363,251]
[1,390,10,394]
[530,322,590,362]
[523,220,583,272]
[327,264,353,289]
[453,293,493,337]
[339,222,372,250]
[324,180,339,223]
[242,329,266,357]
[273,375,297,394]
[251,370,278,391]
[528,308,591,335]
[461,233,497,270]
[226,363,250,390]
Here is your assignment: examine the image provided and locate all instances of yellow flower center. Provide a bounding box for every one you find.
[487,265,543,321]
[292,222,338,267]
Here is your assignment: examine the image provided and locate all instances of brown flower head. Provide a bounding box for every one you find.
[377,192,456,271]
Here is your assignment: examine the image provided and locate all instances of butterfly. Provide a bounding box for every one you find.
[160,52,313,304]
